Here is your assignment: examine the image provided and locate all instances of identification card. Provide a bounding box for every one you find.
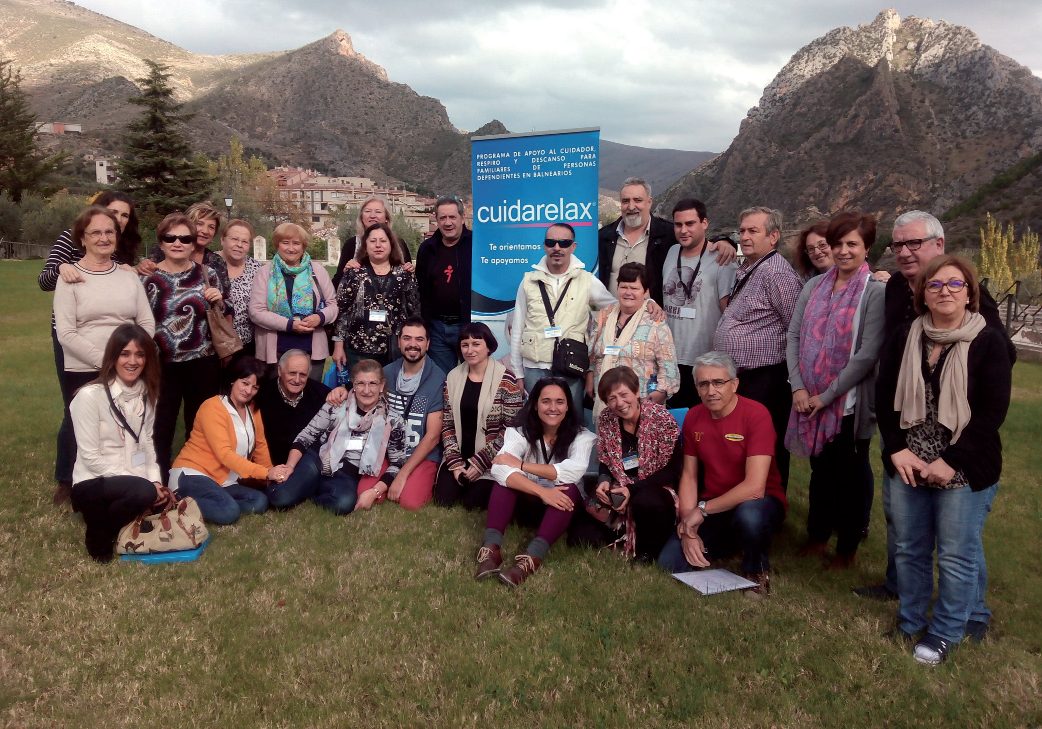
[679,307,697,319]
[603,345,622,357]
[346,437,364,452]
[369,310,388,323]
[544,326,562,339]
[131,449,147,468]
[622,454,639,471]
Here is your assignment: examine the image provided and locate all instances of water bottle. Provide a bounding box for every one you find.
[647,374,658,393]
[336,364,350,387]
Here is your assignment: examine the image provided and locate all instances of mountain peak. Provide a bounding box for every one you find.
[311,29,388,81]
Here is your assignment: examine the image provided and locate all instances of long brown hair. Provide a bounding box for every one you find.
[357,223,404,267]
[94,324,161,405]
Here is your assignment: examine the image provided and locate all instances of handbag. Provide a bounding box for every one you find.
[116,497,210,554]
[203,265,244,359]
[536,280,589,378]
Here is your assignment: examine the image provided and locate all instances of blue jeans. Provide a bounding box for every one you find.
[427,319,462,375]
[176,474,268,525]
[267,448,358,515]
[523,366,585,419]
[658,496,785,575]
[889,472,997,643]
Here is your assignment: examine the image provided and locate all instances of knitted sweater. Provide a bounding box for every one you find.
[172,396,273,484]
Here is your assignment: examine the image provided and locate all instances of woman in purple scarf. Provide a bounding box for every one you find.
[785,211,886,569]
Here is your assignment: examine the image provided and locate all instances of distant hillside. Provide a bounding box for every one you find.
[598,140,715,196]
[942,152,1042,248]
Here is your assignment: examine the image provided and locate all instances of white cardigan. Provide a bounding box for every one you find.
[69,380,161,485]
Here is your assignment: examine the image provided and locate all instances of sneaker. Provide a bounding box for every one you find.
[743,571,770,599]
[965,619,990,643]
[498,553,542,587]
[852,583,898,601]
[913,634,953,666]
[474,544,502,580]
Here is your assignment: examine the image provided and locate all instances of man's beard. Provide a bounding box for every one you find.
[623,212,643,228]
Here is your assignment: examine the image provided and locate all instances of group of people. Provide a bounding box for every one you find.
[41,180,1014,669]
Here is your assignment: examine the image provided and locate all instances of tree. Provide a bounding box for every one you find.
[20,191,83,244]
[120,59,213,216]
[977,212,1042,297]
[0,58,61,201]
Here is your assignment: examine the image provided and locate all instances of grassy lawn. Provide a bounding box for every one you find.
[1,259,1040,728]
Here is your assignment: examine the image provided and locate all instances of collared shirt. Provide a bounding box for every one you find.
[713,251,802,370]
[608,219,650,295]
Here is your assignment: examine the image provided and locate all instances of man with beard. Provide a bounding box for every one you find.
[255,349,331,466]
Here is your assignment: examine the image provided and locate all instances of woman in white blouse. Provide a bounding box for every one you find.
[69,324,166,562]
[474,377,596,587]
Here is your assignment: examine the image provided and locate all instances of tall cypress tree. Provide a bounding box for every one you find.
[120,59,212,215]
[0,58,60,201]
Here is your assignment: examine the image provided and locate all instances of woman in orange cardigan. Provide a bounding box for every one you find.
[170,357,290,524]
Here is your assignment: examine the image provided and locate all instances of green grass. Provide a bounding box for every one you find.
[1,260,1040,728]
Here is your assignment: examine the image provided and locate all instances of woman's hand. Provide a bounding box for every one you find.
[492,453,522,469]
[540,486,574,512]
[137,259,158,276]
[871,269,892,283]
[203,286,223,305]
[300,314,321,329]
[292,318,315,333]
[356,485,383,511]
[792,388,810,413]
[681,533,711,568]
[58,263,84,284]
[449,465,466,483]
[806,395,825,417]
[267,466,289,483]
[594,480,612,505]
[890,448,927,486]
[402,262,415,273]
[326,386,349,406]
[332,342,348,368]
[921,457,956,486]
[344,259,362,271]
[463,462,483,482]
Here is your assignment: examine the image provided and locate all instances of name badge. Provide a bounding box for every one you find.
[603,345,622,357]
[622,454,639,471]
[131,449,147,468]
[369,310,388,323]
[544,326,562,339]
[679,307,697,319]
[346,437,364,452]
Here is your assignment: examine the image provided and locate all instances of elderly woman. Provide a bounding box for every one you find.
[140,201,230,295]
[876,254,1011,666]
[219,218,262,358]
[332,196,413,289]
[270,359,408,515]
[68,324,166,561]
[249,222,338,381]
[586,262,679,420]
[791,221,833,281]
[474,378,596,587]
[332,222,420,368]
[785,211,885,568]
[40,191,142,504]
[142,212,226,477]
[434,323,524,510]
[592,366,682,562]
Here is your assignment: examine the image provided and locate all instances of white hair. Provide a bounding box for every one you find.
[893,210,944,240]
[693,351,737,379]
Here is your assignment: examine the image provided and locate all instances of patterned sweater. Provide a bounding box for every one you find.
[441,368,525,476]
[334,265,420,356]
[142,263,220,362]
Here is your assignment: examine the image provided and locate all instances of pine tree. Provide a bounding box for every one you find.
[0,58,60,201]
[120,60,213,216]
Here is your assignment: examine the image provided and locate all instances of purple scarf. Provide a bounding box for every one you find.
[785,264,869,457]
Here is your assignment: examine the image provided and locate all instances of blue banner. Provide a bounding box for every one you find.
[471,128,600,316]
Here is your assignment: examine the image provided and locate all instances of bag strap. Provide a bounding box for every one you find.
[536,278,573,327]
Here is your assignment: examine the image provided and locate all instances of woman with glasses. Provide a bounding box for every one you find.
[785,211,885,568]
[791,221,833,281]
[142,212,227,478]
[876,254,1011,666]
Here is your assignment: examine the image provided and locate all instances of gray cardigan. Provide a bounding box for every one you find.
[786,274,885,440]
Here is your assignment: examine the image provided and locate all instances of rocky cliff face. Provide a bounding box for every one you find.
[659,9,1042,233]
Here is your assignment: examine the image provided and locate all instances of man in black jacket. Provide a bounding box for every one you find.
[416,196,472,374]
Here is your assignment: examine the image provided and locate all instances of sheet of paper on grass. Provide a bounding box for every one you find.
[672,569,757,595]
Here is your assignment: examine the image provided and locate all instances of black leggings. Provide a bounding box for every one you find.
[806,414,873,556]
[432,463,494,510]
[153,356,220,480]
[71,475,156,559]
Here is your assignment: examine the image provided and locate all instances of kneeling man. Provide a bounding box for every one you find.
[659,351,786,596]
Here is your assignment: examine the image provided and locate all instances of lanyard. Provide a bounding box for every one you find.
[539,437,552,465]
[536,278,574,326]
[104,385,144,443]
[728,250,776,304]
[677,244,707,300]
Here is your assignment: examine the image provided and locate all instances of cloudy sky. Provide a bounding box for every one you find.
[76,0,1042,152]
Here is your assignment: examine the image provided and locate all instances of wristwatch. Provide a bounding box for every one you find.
[697,500,708,518]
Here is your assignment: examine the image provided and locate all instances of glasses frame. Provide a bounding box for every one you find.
[925,278,967,294]
[889,236,936,254]
[160,233,198,245]
[695,377,736,392]
[543,238,575,249]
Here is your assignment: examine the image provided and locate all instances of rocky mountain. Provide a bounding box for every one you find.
[597,140,715,196]
[658,9,1042,237]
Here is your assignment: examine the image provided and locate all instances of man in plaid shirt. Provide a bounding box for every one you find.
[713,206,802,489]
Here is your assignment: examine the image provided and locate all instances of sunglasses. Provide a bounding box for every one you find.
[160,233,197,244]
[925,278,967,293]
[544,238,574,248]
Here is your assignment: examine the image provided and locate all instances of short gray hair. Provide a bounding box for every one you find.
[278,349,310,370]
[435,196,465,216]
[893,210,944,240]
[738,206,783,237]
[621,176,652,198]
[693,351,737,379]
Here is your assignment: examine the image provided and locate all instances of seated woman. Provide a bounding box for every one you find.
[876,255,1011,666]
[434,323,524,510]
[586,262,679,421]
[474,378,596,587]
[591,366,682,563]
[170,356,283,525]
[270,359,408,515]
[68,324,166,562]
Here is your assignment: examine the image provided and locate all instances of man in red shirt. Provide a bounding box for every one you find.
[658,351,786,596]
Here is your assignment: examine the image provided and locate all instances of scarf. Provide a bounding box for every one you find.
[592,300,649,420]
[267,253,315,319]
[320,392,391,476]
[895,311,985,444]
[446,358,507,477]
[784,265,869,457]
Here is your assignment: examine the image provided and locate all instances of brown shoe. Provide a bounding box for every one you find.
[474,544,503,580]
[498,553,542,587]
[53,481,72,506]
[743,571,770,599]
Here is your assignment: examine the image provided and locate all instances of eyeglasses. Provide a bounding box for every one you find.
[544,238,574,248]
[160,234,197,244]
[925,278,967,294]
[889,236,936,254]
[85,230,116,240]
[806,243,830,254]
[695,378,735,391]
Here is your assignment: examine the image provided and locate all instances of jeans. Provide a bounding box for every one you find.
[523,366,584,419]
[176,473,269,525]
[889,473,997,643]
[658,496,785,575]
[427,319,462,375]
[266,448,358,515]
